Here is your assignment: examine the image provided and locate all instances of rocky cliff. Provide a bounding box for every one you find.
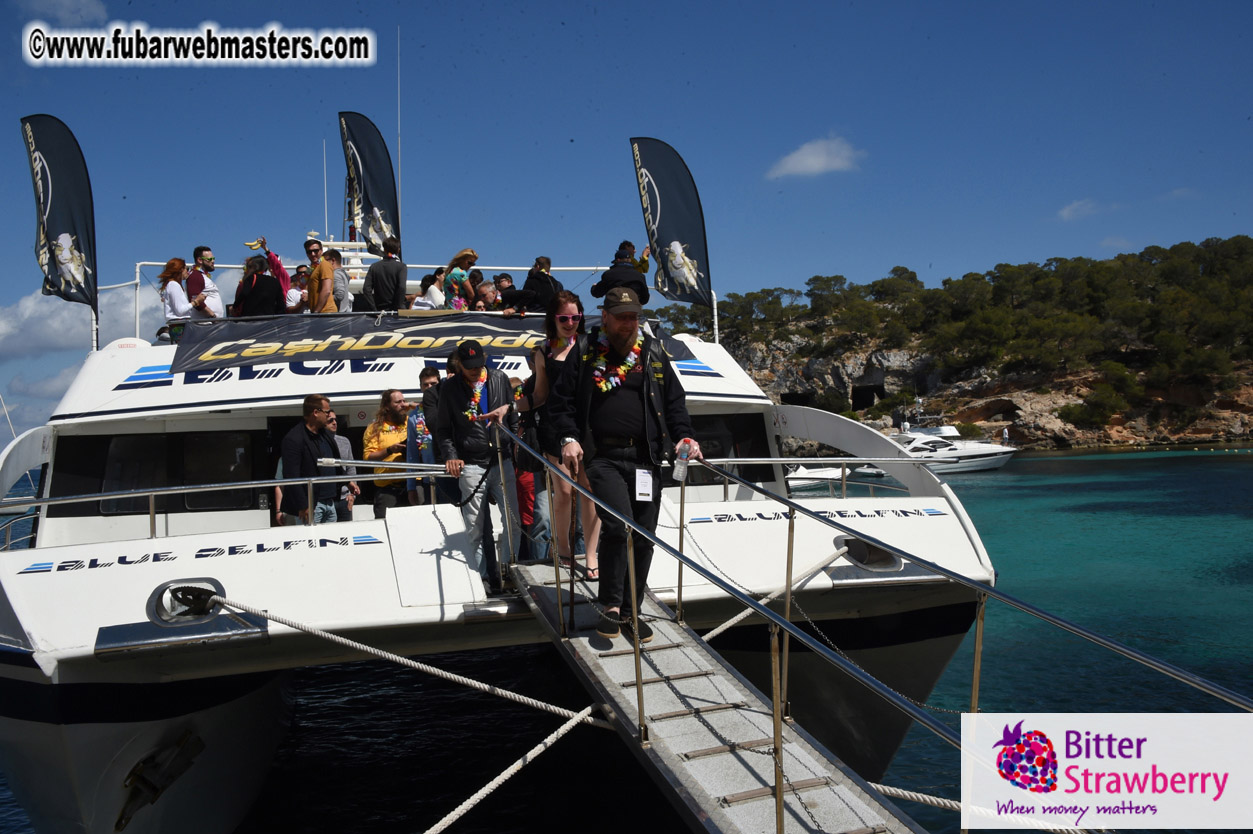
[723,335,1252,449]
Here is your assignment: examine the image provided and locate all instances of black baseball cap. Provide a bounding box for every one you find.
[455,339,486,369]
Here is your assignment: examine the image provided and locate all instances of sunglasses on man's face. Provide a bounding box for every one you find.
[556,314,582,324]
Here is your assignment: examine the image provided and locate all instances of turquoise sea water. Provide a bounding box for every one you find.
[1,449,1250,832]
[885,448,1253,834]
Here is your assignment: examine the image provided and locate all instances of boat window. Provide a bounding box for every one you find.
[183,432,253,510]
[101,436,168,514]
[689,413,774,487]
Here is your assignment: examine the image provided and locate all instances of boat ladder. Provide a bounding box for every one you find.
[511,561,925,834]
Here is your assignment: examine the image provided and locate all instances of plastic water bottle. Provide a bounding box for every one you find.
[673,438,692,482]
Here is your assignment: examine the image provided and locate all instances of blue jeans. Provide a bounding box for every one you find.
[283,500,337,525]
[459,462,520,581]
[530,481,551,563]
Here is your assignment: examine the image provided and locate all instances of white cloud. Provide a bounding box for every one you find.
[0,282,165,362]
[8,364,81,400]
[15,0,107,26]
[1057,199,1098,222]
[766,134,866,180]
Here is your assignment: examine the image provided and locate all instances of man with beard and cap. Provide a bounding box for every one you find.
[547,286,701,642]
[187,245,226,319]
[434,340,521,594]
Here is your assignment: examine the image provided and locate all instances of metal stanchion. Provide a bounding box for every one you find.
[676,478,687,625]
[970,591,988,714]
[625,534,649,747]
[781,506,795,720]
[493,425,515,577]
[306,480,314,526]
[840,462,847,498]
[770,623,785,833]
[148,494,156,539]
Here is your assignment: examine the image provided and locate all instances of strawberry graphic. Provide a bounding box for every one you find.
[992,721,1058,793]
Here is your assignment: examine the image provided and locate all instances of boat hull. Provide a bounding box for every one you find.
[0,672,288,834]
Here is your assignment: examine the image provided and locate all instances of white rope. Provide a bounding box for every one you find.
[703,547,848,641]
[868,782,1105,834]
[207,594,611,730]
[422,704,596,834]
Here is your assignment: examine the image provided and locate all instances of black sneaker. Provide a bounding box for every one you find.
[622,616,654,644]
[596,611,621,638]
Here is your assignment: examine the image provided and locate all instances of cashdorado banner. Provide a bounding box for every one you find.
[171,312,547,374]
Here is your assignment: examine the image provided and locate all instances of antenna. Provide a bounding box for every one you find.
[322,139,329,239]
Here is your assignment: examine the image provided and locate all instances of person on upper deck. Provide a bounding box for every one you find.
[232,255,286,317]
[474,280,503,311]
[362,235,406,312]
[252,236,291,297]
[589,242,650,306]
[494,273,530,316]
[411,273,443,310]
[307,247,339,313]
[187,246,226,319]
[280,394,340,525]
[159,258,197,343]
[286,266,310,313]
[522,256,564,313]
[444,249,479,310]
[331,251,354,313]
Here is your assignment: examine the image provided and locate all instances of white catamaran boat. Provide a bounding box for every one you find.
[0,273,998,833]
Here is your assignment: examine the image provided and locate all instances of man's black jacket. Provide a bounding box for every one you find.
[280,421,337,513]
[546,333,693,466]
[434,368,520,466]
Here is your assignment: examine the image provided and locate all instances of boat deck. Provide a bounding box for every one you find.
[511,562,926,834]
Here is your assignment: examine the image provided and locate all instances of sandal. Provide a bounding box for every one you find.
[584,565,599,580]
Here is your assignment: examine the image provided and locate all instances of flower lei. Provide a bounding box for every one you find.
[411,412,431,451]
[545,336,571,357]
[513,384,525,402]
[463,368,487,420]
[591,333,644,393]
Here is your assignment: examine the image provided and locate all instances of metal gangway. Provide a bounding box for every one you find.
[512,561,923,834]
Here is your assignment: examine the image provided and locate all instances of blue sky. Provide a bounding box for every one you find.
[1,0,1251,433]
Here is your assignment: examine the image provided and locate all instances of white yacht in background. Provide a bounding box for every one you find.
[0,277,996,834]
[888,424,1016,473]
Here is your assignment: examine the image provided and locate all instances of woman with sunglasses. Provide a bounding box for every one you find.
[518,290,599,578]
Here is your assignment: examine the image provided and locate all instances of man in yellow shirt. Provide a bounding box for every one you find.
[363,388,411,517]
[307,248,340,313]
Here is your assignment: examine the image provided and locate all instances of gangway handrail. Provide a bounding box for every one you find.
[486,424,964,750]
[693,458,1253,714]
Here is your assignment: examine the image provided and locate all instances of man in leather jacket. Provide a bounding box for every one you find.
[434,340,521,592]
[547,288,702,642]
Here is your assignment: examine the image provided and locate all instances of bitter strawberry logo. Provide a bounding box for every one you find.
[993,721,1058,793]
